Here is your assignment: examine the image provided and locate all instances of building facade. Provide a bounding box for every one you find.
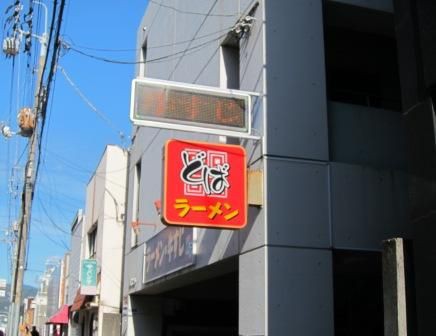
[67,210,85,336]
[70,145,127,336]
[120,0,436,335]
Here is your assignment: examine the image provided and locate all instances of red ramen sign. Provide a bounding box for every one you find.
[162,139,247,229]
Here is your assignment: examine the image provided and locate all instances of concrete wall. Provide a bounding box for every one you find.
[123,0,410,335]
[265,0,328,161]
[67,210,84,306]
[46,265,61,319]
[99,146,127,312]
[124,0,264,304]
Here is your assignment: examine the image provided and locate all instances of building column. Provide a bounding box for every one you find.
[239,247,333,336]
[123,296,162,336]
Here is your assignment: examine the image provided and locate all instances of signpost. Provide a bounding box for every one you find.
[81,259,97,295]
[162,139,247,229]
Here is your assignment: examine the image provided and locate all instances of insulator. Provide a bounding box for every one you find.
[2,37,20,57]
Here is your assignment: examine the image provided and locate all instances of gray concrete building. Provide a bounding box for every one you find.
[121,0,436,335]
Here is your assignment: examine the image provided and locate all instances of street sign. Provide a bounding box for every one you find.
[162,139,247,229]
[81,259,97,295]
[130,77,255,137]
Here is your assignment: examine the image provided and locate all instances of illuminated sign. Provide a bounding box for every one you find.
[162,139,247,229]
[130,78,253,137]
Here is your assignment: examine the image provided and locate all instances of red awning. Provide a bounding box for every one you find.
[70,289,91,312]
[46,304,69,324]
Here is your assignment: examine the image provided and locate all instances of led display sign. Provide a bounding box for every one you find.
[130,78,252,136]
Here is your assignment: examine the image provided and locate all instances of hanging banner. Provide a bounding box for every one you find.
[81,259,97,295]
[162,139,247,229]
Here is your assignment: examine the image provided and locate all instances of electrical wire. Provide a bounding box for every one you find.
[37,156,85,219]
[131,0,257,159]
[43,149,128,198]
[47,147,127,175]
[62,25,234,52]
[34,0,66,193]
[57,65,126,141]
[13,142,28,167]
[148,0,236,17]
[62,32,227,65]
[37,199,71,236]
[32,219,69,250]
[168,0,220,78]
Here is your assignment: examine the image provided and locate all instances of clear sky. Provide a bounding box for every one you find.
[0,0,148,286]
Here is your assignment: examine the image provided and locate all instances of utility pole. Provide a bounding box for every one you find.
[7,2,48,334]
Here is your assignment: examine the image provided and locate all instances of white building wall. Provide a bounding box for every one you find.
[100,146,127,312]
[67,210,84,306]
[84,145,127,336]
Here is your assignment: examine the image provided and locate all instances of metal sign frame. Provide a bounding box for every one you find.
[130,77,259,138]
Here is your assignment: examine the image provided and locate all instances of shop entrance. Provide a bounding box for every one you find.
[162,272,238,336]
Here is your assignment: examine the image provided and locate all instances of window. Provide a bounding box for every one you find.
[324,2,402,111]
[140,40,147,77]
[88,225,97,259]
[220,42,240,90]
[220,40,241,144]
[131,160,141,247]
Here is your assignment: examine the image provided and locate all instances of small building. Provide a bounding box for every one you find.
[66,210,85,335]
[69,145,127,336]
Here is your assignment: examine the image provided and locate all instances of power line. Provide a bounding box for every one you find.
[35,0,68,191]
[58,65,126,141]
[62,25,234,52]
[37,199,71,236]
[148,0,236,17]
[47,147,127,175]
[32,219,68,250]
[168,0,220,78]
[62,32,227,65]
[45,148,128,190]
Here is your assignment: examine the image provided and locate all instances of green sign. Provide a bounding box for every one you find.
[81,259,97,295]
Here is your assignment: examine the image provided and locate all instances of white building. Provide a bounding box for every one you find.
[70,145,127,336]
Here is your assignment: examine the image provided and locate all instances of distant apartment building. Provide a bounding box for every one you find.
[46,262,61,321]
[59,253,70,307]
[33,263,57,335]
[65,210,84,336]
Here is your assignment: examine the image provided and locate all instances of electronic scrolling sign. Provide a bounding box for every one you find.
[130,78,253,137]
[162,139,247,229]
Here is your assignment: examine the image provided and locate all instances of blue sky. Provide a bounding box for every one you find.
[0,0,148,286]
